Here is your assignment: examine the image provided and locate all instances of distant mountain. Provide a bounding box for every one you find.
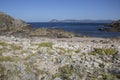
[50,19,59,22]
[50,19,113,23]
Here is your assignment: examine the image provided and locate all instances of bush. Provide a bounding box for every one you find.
[38,42,53,48]
[0,42,8,46]
[0,56,15,61]
[10,44,22,50]
[54,65,75,79]
[89,48,117,55]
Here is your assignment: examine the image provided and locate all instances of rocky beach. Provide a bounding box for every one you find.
[0,36,120,80]
[0,12,120,80]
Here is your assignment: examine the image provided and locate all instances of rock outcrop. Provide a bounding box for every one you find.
[98,20,120,32]
[0,12,75,38]
[0,12,32,37]
[108,20,120,32]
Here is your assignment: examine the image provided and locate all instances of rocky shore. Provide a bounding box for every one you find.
[0,36,120,80]
[98,20,120,32]
[0,12,120,80]
[0,12,75,38]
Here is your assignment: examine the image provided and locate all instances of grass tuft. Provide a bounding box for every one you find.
[0,42,8,46]
[38,42,53,48]
[10,44,22,50]
[0,56,15,61]
[75,49,81,53]
[54,65,75,79]
[89,48,117,55]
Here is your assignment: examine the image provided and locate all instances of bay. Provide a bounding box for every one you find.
[29,22,120,38]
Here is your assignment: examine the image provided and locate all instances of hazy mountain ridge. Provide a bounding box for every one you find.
[50,19,113,23]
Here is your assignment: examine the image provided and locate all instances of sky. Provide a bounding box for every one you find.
[0,0,120,22]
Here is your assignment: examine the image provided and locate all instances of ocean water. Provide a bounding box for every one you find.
[29,22,120,38]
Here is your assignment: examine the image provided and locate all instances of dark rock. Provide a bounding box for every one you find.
[108,20,120,32]
[98,27,110,31]
[113,52,120,60]
[98,20,120,32]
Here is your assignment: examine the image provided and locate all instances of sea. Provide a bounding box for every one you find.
[29,22,120,38]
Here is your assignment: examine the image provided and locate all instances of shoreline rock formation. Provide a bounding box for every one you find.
[0,12,75,38]
[107,20,120,32]
[0,12,33,37]
[98,20,120,32]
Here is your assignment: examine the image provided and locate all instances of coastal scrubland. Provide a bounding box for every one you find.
[0,12,120,80]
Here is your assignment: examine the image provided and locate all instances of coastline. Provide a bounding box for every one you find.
[0,12,120,80]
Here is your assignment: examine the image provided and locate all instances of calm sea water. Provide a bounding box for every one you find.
[29,22,120,38]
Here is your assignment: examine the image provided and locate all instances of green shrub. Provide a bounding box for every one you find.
[0,42,22,51]
[38,42,53,48]
[104,48,117,55]
[102,73,108,80]
[89,48,117,55]
[75,49,81,53]
[89,51,97,55]
[10,44,22,50]
[48,51,54,55]
[0,48,8,55]
[24,53,37,60]
[0,56,15,61]
[67,49,74,53]
[101,72,117,80]
[54,65,75,79]
[0,42,8,46]
[55,47,66,52]
[0,64,5,74]
[60,65,75,75]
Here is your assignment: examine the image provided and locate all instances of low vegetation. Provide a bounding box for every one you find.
[0,42,8,46]
[55,47,66,52]
[38,42,53,48]
[54,65,76,79]
[10,44,22,50]
[55,47,81,53]
[75,49,81,53]
[89,48,117,55]
[0,56,15,62]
